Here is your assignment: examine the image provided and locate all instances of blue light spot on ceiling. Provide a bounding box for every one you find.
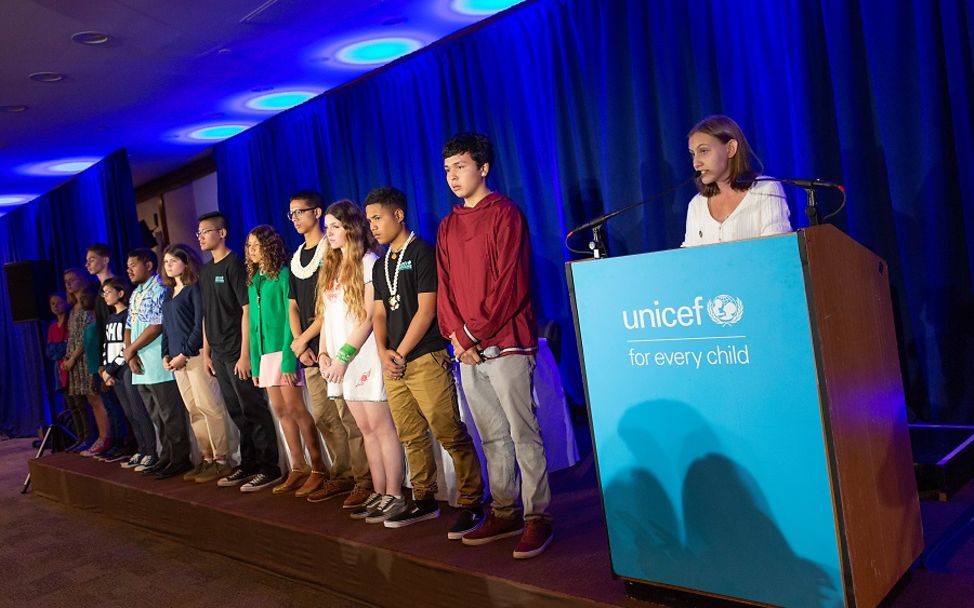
[19,157,100,176]
[451,0,522,16]
[335,37,423,65]
[0,194,36,206]
[187,124,250,141]
[48,160,96,173]
[245,90,318,111]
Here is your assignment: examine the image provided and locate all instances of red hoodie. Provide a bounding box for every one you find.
[436,192,537,355]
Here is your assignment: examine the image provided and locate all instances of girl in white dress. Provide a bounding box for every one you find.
[683,115,791,247]
[317,200,406,522]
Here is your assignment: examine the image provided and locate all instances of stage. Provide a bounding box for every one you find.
[20,441,974,608]
[27,448,639,608]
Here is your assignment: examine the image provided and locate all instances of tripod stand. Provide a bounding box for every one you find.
[21,319,74,494]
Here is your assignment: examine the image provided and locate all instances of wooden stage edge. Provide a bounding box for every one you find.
[28,453,636,608]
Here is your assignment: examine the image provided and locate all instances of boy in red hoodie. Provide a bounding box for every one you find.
[436,132,553,559]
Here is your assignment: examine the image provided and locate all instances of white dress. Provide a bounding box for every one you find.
[681,178,792,247]
[321,252,386,401]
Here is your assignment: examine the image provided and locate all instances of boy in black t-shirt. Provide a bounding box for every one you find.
[365,187,484,537]
[197,212,282,492]
[286,190,373,506]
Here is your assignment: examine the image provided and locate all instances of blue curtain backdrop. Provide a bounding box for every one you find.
[215,0,974,423]
[0,150,139,436]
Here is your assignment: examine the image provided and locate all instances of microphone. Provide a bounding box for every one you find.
[738,176,845,192]
[566,174,698,238]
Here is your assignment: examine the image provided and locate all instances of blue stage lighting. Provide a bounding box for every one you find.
[335,37,423,65]
[245,91,318,111]
[0,194,37,206]
[19,157,100,176]
[186,124,250,141]
[450,0,522,16]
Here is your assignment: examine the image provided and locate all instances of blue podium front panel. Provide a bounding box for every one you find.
[571,234,844,607]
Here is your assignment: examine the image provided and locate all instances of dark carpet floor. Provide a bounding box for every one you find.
[0,437,372,608]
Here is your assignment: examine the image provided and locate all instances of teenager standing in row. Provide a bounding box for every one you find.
[287,191,373,507]
[197,212,282,492]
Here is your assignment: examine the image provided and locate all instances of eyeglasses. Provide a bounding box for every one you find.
[195,228,218,238]
[287,207,316,220]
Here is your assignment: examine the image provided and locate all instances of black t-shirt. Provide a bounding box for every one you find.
[288,244,321,355]
[372,236,446,362]
[200,251,248,358]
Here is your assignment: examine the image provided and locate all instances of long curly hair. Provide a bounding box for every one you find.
[245,224,288,284]
[316,200,379,323]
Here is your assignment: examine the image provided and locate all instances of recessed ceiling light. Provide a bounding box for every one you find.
[334,37,423,65]
[0,105,28,113]
[71,31,110,45]
[0,194,37,206]
[29,72,65,83]
[19,157,99,176]
[245,90,317,111]
[177,123,252,142]
[450,0,522,16]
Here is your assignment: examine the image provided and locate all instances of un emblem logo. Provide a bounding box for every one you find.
[707,295,744,326]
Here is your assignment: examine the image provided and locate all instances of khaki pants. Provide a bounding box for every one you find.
[173,354,230,461]
[386,349,483,506]
[305,368,371,488]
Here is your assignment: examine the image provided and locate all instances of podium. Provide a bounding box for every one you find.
[567,226,922,608]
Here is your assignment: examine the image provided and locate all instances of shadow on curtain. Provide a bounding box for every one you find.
[214,0,974,422]
[0,149,139,437]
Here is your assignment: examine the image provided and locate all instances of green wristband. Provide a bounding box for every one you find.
[336,343,358,363]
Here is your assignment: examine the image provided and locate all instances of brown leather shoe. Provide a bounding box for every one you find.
[307,478,355,503]
[342,485,373,509]
[294,470,328,498]
[272,469,309,494]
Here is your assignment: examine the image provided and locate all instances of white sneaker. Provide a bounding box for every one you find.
[120,453,142,469]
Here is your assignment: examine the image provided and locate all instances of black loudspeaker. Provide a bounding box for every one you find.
[4,260,57,323]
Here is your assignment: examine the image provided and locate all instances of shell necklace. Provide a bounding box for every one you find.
[384,231,415,311]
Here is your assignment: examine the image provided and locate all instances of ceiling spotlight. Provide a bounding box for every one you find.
[245,90,317,111]
[450,0,523,16]
[0,194,37,206]
[178,123,252,142]
[19,157,99,176]
[334,37,423,65]
[29,72,65,83]
[71,31,110,45]
[0,105,28,113]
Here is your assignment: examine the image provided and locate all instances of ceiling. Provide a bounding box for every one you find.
[0,0,523,215]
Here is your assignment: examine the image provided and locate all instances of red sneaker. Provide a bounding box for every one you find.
[461,512,524,545]
[513,519,553,559]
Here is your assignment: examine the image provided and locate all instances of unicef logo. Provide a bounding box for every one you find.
[707,295,744,326]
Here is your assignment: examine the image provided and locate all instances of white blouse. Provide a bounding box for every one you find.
[681,179,792,247]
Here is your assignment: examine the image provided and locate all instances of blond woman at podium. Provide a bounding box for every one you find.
[682,115,791,247]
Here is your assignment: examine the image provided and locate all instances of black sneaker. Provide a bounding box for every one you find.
[240,472,282,493]
[448,507,485,540]
[384,499,440,529]
[140,460,169,476]
[218,467,254,487]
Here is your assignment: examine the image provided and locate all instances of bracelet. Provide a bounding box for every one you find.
[335,343,358,363]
